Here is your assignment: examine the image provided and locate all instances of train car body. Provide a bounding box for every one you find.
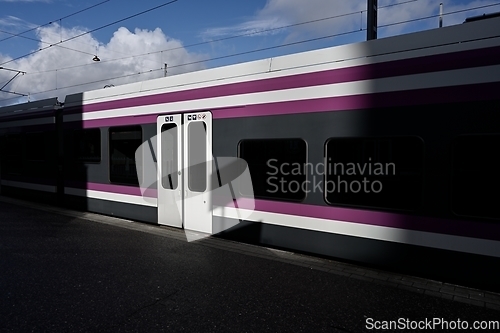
[0,98,62,202]
[1,17,500,291]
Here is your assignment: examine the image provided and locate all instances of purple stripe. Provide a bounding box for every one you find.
[86,183,141,196]
[63,114,158,129]
[79,81,500,127]
[81,114,158,129]
[65,181,157,198]
[72,46,500,114]
[213,81,500,119]
[143,188,158,198]
[240,199,500,242]
[64,181,500,241]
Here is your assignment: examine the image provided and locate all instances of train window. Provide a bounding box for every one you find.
[324,137,424,211]
[238,138,307,202]
[2,134,23,175]
[109,126,142,185]
[26,132,45,161]
[161,123,178,190]
[3,134,22,158]
[73,129,101,162]
[452,135,500,219]
[188,121,207,192]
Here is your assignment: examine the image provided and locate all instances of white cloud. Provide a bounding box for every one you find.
[201,0,500,41]
[377,0,500,36]
[201,18,288,39]
[0,15,36,31]
[201,0,366,41]
[0,24,206,105]
[2,0,499,106]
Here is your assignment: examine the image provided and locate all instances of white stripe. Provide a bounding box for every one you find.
[213,207,500,258]
[0,117,54,128]
[65,65,500,123]
[1,180,56,193]
[65,187,157,207]
[71,25,500,106]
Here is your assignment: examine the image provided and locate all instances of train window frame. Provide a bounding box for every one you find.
[72,128,101,163]
[323,136,424,212]
[108,126,142,186]
[451,134,500,220]
[238,138,308,202]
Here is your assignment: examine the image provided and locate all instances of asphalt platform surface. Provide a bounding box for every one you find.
[0,198,499,332]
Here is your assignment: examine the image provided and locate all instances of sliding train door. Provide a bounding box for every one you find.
[156,112,213,234]
[183,112,213,234]
[157,114,183,228]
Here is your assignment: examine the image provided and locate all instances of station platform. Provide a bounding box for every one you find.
[0,196,498,332]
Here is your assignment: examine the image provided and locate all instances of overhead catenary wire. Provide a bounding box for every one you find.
[21,0,423,76]
[0,0,418,101]
[167,1,500,70]
[379,0,419,9]
[1,9,163,66]
[0,0,179,67]
[0,67,27,97]
[107,0,500,74]
[0,0,111,43]
[379,1,500,28]
[0,28,366,102]
[17,0,500,78]
[0,28,96,57]
[1,0,500,103]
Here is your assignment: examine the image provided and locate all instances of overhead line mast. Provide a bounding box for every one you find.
[367,0,378,40]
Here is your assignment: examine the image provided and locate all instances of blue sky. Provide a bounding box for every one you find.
[1,0,499,105]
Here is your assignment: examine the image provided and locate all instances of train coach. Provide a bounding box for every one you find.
[1,16,500,291]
